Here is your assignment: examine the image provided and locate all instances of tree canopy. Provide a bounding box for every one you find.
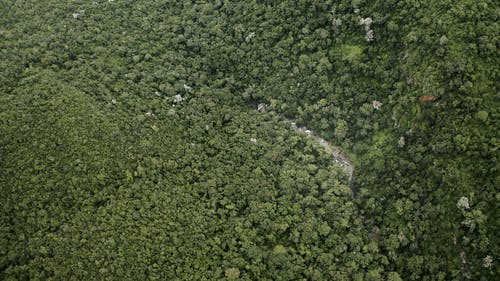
[1,0,498,280]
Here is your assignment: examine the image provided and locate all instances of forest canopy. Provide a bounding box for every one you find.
[0,0,498,280]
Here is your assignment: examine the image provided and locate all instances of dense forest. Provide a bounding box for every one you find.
[1,1,498,280]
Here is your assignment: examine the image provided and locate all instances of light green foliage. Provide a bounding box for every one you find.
[340,44,364,61]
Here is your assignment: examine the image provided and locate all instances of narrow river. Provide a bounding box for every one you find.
[284,118,354,182]
[257,103,355,193]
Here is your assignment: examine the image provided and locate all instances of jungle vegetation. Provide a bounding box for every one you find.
[0,1,498,280]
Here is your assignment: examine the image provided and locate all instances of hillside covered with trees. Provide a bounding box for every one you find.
[1,1,498,280]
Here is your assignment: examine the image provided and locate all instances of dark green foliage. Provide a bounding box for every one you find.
[1,0,498,280]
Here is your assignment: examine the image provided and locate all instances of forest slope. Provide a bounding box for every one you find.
[0,1,498,280]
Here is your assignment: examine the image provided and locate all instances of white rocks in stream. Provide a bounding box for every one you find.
[282,116,354,183]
